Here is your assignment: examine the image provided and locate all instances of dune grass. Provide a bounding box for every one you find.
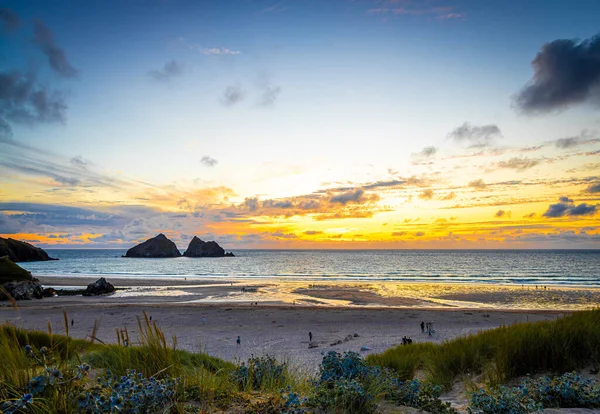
[367,309,600,389]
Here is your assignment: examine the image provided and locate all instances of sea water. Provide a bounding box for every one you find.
[18,249,600,287]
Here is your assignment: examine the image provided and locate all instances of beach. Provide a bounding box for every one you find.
[0,275,583,371]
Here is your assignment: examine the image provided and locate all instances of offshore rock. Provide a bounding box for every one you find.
[183,236,234,257]
[82,277,115,296]
[0,237,58,262]
[123,234,181,258]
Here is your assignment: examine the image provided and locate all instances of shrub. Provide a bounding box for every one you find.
[469,373,600,413]
[232,355,288,391]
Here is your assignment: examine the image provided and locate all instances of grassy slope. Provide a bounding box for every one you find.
[367,309,600,389]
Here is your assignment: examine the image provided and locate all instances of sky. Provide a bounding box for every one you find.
[0,0,599,249]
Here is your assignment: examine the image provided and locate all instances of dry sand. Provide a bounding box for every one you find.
[1,275,596,371]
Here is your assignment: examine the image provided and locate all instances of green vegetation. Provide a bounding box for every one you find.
[1,309,599,413]
[367,309,600,389]
[0,256,32,284]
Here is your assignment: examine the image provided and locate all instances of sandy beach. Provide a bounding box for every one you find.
[1,275,584,371]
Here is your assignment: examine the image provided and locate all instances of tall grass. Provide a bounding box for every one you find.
[367,309,600,389]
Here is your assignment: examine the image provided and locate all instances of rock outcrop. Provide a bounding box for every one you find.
[82,278,115,296]
[183,236,235,257]
[123,234,181,258]
[0,237,57,262]
[0,256,44,301]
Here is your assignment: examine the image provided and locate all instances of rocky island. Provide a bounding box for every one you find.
[123,233,182,258]
[183,236,235,257]
[0,237,58,262]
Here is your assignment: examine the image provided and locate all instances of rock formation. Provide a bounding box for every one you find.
[82,278,115,296]
[123,234,181,258]
[0,256,44,300]
[0,237,57,262]
[183,236,235,257]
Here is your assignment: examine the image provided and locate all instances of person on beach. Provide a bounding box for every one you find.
[236,336,241,346]
[202,315,206,324]
[71,319,74,327]
[309,332,313,342]
[420,321,425,333]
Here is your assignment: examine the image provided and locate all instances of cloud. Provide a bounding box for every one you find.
[330,189,364,205]
[515,34,600,114]
[468,179,487,190]
[303,230,322,235]
[222,85,244,106]
[495,210,510,218]
[412,146,437,162]
[202,47,240,55]
[148,60,184,82]
[0,70,68,144]
[448,122,502,148]
[256,72,282,107]
[418,189,434,200]
[258,85,282,107]
[543,197,597,218]
[554,130,599,149]
[585,183,600,193]
[200,156,218,167]
[367,4,464,20]
[441,192,456,200]
[70,156,92,169]
[523,213,536,218]
[496,157,541,171]
[392,231,407,237]
[33,20,77,77]
[0,8,19,33]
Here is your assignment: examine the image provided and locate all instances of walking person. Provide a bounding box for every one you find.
[309,331,313,342]
[420,321,425,333]
[236,336,241,346]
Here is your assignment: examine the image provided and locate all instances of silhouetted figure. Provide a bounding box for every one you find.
[71,319,74,327]
[309,332,313,341]
[149,316,152,321]
[420,321,425,333]
[236,336,241,346]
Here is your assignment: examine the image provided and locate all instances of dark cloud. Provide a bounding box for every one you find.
[329,189,364,205]
[515,34,600,113]
[303,230,322,235]
[0,8,19,33]
[543,197,597,218]
[0,70,67,127]
[523,213,536,218]
[33,20,77,78]
[448,122,502,148]
[200,156,218,167]
[496,157,541,172]
[243,197,259,212]
[415,231,425,237]
[585,183,600,193]
[222,85,244,106]
[495,209,510,218]
[392,231,407,237]
[148,60,184,82]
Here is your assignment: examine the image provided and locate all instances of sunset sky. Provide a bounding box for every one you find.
[1,0,599,249]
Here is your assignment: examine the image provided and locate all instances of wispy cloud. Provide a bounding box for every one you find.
[33,20,77,78]
[148,60,184,82]
[0,8,19,33]
[202,47,240,55]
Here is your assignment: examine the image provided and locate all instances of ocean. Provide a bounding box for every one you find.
[18,249,600,287]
